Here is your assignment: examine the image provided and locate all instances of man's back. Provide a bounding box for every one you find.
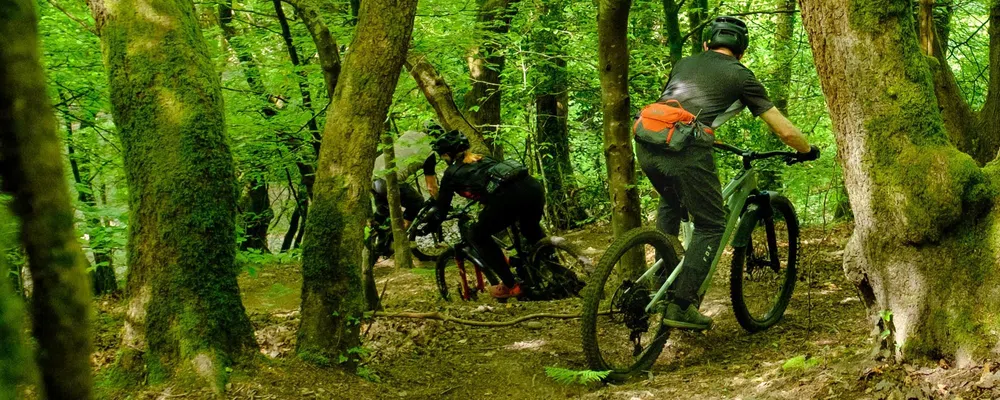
[659,51,773,128]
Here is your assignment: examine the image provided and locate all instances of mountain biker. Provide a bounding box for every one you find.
[371,121,445,229]
[638,16,819,330]
[423,130,548,299]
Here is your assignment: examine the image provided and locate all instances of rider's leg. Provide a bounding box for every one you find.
[470,203,518,288]
[669,148,726,309]
[636,142,723,329]
[399,184,423,231]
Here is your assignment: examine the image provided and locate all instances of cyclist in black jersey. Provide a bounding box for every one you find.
[642,16,819,330]
[425,130,546,299]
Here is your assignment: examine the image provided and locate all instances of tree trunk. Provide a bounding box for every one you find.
[801,0,1000,362]
[464,0,522,156]
[661,0,683,65]
[61,97,118,294]
[533,0,585,230]
[296,0,418,363]
[687,0,708,54]
[287,0,341,100]
[382,127,414,269]
[0,250,29,398]
[405,53,492,155]
[219,2,275,253]
[979,0,1000,153]
[88,0,258,388]
[0,0,94,397]
[921,0,1000,165]
[598,0,642,250]
[239,180,273,252]
[281,196,304,252]
[769,0,797,115]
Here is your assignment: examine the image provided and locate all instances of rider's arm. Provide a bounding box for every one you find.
[434,172,455,215]
[759,107,811,153]
[423,154,439,198]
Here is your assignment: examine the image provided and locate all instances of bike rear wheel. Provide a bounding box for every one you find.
[525,237,592,300]
[729,195,799,332]
[581,227,682,382]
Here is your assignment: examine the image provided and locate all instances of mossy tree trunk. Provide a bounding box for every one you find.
[382,126,414,270]
[533,0,586,230]
[88,0,258,388]
[801,0,1000,363]
[465,0,522,156]
[296,0,418,362]
[405,53,492,155]
[0,0,94,397]
[598,0,642,255]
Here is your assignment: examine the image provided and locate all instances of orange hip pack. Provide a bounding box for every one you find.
[633,100,714,152]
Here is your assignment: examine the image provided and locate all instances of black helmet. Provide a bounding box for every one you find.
[432,130,470,157]
[702,16,749,57]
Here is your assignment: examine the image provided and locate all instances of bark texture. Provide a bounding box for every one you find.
[89,0,258,388]
[382,127,414,270]
[297,0,418,362]
[801,0,1000,363]
[464,0,522,155]
[405,53,491,155]
[598,0,642,243]
[0,0,94,397]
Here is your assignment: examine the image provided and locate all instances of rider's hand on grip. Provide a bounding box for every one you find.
[797,145,820,161]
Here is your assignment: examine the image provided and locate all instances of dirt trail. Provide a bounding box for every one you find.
[90,222,1000,399]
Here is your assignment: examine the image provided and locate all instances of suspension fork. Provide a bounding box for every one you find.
[455,246,487,300]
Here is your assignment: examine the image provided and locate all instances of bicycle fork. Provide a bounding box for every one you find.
[455,253,487,300]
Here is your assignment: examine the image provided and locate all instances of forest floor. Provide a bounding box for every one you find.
[89,222,1000,399]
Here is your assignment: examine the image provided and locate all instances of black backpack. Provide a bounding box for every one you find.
[484,158,528,193]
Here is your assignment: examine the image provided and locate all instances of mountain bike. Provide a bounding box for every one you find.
[365,202,458,265]
[428,203,591,302]
[581,142,811,381]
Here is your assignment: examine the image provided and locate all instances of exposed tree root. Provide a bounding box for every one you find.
[373,310,611,327]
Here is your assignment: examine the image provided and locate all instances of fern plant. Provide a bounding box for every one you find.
[544,366,610,385]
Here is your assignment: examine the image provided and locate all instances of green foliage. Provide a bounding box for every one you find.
[781,355,820,372]
[543,366,610,385]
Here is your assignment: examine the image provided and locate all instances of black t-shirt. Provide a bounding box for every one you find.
[435,156,501,212]
[658,51,774,128]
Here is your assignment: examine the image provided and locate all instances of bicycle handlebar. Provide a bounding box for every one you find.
[712,142,810,168]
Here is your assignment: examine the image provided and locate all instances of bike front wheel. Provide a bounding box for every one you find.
[435,247,498,301]
[729,195,799,332]
[581,227,682,382]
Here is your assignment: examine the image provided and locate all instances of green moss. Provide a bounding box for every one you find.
[849,0,909,33]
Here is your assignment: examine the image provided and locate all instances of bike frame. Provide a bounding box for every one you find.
[637,157,762,312]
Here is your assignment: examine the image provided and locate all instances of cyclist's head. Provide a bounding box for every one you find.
[702,16,749,59]
[432,130,470,163]
[424,120,446,138]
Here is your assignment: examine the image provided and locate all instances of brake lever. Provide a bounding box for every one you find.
[783,155,800,166]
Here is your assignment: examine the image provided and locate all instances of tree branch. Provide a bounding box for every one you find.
[46,0,97,35]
